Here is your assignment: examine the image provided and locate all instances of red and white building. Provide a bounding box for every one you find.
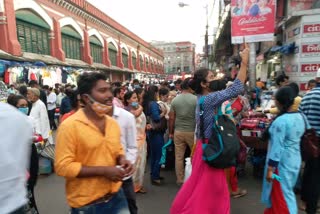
[0,0,164,82]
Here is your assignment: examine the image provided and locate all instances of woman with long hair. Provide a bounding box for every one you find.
[261,86,305,214]
[7,95,40,214]
[170,44,249,213]
[142,85,166,185]
[124,91,148,193]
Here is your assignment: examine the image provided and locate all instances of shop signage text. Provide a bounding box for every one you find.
[301,43,320,57]
[303,24,320,37]
[301,63,320,72]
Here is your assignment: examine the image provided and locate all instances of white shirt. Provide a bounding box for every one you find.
[47,92,57,110]
[0,103,32,214]
[56,93,65,107]
[30,99,50,139]
[112,106,137,165]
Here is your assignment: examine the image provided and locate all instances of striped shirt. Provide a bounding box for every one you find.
[299,85,320,135]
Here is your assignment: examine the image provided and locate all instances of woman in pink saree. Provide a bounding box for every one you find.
[170,44,249,214]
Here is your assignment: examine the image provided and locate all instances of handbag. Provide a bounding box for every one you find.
[147,102,167,132]
[300,113,319,160]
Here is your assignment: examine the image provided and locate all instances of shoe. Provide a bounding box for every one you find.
[231,188,247,198]
[159,176,165,180]
[151,179,162,186]
[137,187,147,194]
[299,201,306,211]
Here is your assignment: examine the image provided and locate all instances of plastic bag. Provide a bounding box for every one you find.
[184,157,192,182]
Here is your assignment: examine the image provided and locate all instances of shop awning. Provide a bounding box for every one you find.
[269,43,296,55]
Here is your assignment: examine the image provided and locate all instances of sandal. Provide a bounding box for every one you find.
[137,187,147,194]
[231,189,247,198]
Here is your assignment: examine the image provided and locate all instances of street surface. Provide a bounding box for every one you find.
[34,165,305,214]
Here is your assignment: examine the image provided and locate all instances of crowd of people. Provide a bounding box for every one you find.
[1,44,320,214]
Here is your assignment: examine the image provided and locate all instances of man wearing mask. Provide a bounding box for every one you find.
[0,102,32,214]
[105,82,138,214]
[43,85,57,130]
[299,69,320,214]
[132,79,141,90]
[29,80,47,109]
[55,72,133,213]
[27,88,50,143]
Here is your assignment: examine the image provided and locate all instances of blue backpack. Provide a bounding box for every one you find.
[199,97,240,168]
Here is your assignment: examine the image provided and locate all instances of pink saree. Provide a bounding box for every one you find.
[170,139,230,214]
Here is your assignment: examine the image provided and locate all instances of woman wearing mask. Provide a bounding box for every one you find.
[261,86,306,214]
[170,44,249,214]
[7,95,40,214]
[143,85,167,185]
[124,91,148,193]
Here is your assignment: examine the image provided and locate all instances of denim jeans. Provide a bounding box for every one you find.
[71,189,130,214]
[149,131,164,180]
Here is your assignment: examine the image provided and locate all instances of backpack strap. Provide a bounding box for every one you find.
[199,96,206,144]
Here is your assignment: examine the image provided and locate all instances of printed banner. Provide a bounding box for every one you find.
[302,23,320,37]
[301,42,320,57]
[231,0,277,44]
[301,63,320,73]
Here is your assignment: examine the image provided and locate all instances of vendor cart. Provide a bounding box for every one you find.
[239,113,270,178]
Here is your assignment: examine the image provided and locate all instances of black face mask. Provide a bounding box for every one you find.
[208,80,220,92]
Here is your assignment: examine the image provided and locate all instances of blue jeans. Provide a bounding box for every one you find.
[71,189,130,214]
[150,131,164,180]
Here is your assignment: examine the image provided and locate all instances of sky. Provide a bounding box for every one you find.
[87,0,219,53]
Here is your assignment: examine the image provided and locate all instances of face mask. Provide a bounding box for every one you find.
[131,102,139,108]
[134,84,140,89]
[18,107,29,115]
[87,95,113,117]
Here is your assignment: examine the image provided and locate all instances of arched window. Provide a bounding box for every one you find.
[145,58,149,71]
[90,36,103,63]
[140,55,144,71]
[122,48,128,68]
[132,52,137,69]
[61,26,81,60]
[16,9,50,55]
[108,42,117,66]
[151,60,154,72]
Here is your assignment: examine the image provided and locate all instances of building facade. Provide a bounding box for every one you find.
[0,0,164,82]
[151,41,195,74]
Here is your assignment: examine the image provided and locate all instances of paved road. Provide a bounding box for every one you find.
[35,164,299,214]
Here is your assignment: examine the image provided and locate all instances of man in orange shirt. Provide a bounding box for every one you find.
[55,72,133,214]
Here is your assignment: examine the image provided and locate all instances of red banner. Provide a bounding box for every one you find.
[231,0,276,44]
[301,63,320,73]
[301,43,320,57]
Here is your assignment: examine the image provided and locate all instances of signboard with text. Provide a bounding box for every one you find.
[231,0,276,44]
[302,24,320,37]
[301,43,320,57]
[301,63,320,73]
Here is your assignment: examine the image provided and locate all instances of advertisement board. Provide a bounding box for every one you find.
[231,0,276,44]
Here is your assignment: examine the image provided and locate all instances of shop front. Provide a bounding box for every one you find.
[283,13,320,91]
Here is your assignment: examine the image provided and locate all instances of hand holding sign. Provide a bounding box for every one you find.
[240,43,250,66]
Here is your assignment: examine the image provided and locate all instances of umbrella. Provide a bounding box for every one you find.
[22,62,33,67]
[33,61,47,67]
[0,59,12,65]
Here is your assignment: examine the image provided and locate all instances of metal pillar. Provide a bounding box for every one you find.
[249,43,256,89]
